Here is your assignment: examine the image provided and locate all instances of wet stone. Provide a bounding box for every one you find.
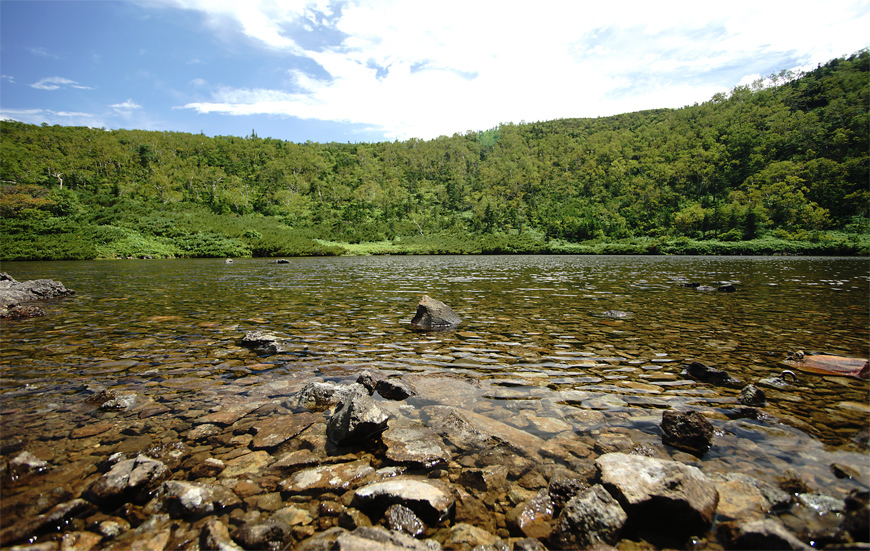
[596,452,719,540]
[232,518,293,551]
[381,422,451,468]
[327,391,389,444]
[717,518,812,551]
[162,480,242,517]
[352,476,454,524]
[251,413,316,449]
[385,503,425,537]
[70,423,114,439]
[8,450,49,476]
[280,459,375,494]
[507,489,555,540]
[738,384,767,406]
[660,410,714,456]
[550,484,627,550]
[201,517,244,551]
[289,382,366,413]
[187,423,222,441]
[88,455,170,503]
[271,448,322,472]
[220,450,272,478]
[190,457,224,479]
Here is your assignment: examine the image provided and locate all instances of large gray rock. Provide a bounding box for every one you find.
[550,485,627,550]
[410,295,461,331]
[352,477,454,523]
[327,390,389,444]
[596,453,719,539]
[89,455,170,503]
[0,273,75,318]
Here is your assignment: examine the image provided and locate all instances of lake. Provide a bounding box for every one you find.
[1,255,868,547]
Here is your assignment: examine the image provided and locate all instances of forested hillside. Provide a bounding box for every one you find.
[1,50,867,259]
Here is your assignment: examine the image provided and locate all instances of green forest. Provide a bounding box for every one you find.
[1,50,868,260]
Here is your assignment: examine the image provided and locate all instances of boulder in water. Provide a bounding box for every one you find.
[410,295,461,331]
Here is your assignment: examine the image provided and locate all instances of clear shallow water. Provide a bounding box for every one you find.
[1,255,868,500]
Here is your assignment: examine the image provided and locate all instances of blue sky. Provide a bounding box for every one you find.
[2,0,868,143]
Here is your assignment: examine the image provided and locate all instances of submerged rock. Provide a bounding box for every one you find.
[410,295,461,331]
[684,361,743,387]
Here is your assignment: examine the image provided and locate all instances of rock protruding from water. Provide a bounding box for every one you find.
[0,272,75,318]
[739,384,767,406]
[327,391,389,444]
[289,381,367,412]
[684,361,743,388]
[410,295,461,331]
[89,455,170,503]
[660,410,715,456]
[596,452,719,541]
[550,484,627,549]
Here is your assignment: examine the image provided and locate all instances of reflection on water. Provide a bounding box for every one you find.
[1,255,868,496]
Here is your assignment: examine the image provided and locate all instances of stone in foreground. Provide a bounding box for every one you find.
[596,452,719,542]
[352,477,454,523]
[660,410,714,456]
[550,484,627,550]
[410,295,461,331]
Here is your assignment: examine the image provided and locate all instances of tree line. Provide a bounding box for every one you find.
[1,50,867,259]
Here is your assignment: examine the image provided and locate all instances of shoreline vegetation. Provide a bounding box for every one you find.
[2,51,868,261]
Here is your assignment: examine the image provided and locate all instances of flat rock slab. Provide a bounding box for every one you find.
[784,354,869,379]
[352,476,454,523]
[251,413,316,449]
[596,452,719,538]
[423,405,544,459]
[381,422,451,469]
[220,451,272,478]
[280,459,375,494]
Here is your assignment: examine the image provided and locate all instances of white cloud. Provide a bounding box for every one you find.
[111,99,143,112]
[0,108,107,128]
[166,0,870,140]
[30,76,95,91]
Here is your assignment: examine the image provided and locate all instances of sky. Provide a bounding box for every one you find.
[1,1,868,144]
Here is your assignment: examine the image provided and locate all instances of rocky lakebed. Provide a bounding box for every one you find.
[1,267,868,551]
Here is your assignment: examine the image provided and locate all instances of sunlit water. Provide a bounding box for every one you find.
[2,255,868,505]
